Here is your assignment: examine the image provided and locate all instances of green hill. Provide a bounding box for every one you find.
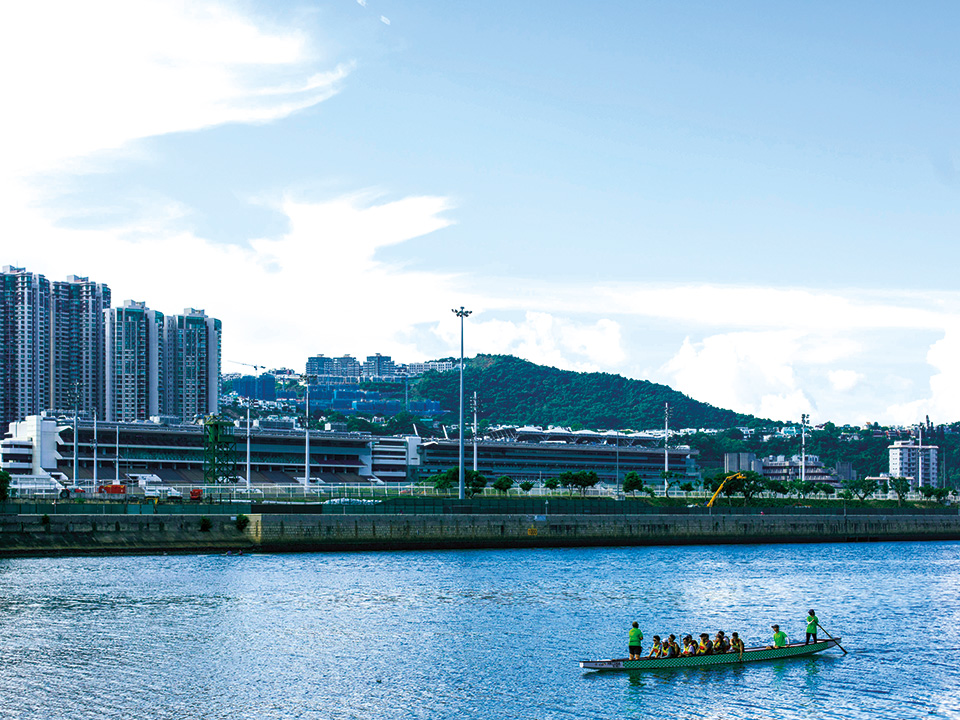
[412,354,758,430]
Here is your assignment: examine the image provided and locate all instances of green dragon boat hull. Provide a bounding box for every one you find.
[580,638,842,671]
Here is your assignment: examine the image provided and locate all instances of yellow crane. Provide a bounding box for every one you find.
[706,472,746,507]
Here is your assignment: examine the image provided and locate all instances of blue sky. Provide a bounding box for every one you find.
[3,1,960,426]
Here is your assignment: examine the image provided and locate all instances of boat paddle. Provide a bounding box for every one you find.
[817,621,848,655]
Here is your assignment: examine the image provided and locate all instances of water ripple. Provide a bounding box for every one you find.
[0,541,958,719]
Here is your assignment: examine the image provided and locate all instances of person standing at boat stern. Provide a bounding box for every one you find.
[805,610,818,644]
[628,622,643,660]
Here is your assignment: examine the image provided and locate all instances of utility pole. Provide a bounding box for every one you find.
[664,402,670,493]
[92,411,98,487]
[300,374,315,488]
[452,306,472,500]
[615,428,620,496]
[472,391,478,472]
[246,405,251,492]
[73,380,80,484]
[918,423,923,489]
[801,413,808,486]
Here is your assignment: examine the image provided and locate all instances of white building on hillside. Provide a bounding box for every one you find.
[888,440,938,488]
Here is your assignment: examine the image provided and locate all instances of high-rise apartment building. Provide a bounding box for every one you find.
[50,275,111,417]
[0,266,52,427]
[104,300,164,422]
[163,309,221,421]
[888,440,939,488]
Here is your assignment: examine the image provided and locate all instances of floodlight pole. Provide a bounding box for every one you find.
[300,374,315,489]
[452,306,472,500]
[664,402,670,494]
[801,413,808,485]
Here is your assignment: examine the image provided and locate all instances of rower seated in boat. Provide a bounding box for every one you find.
[680,635,697,656]
[662,635,680,658]
[730,632,744,654]
[766,624,788,649]
[647,637,662,658]
[696,633,714,655]
[714,631,730,653]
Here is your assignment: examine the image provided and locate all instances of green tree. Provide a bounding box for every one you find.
[544,477,560,490]
[429,467,488,495]
[0,469,10,502]
[723,471,767,504]
[493,476,514,494]
[622,471,644,495]
[660,470,685,492]
[678,482,695,493]
[844,476,879,502]
[763,479,789,496]
[558,470,600,495]
[919,486,950,503]
[813,482,836,496]
[465,470,488,497]
[432,470,457,492]
[889,476,912,506]
[838,489,854,501]
[519,481,535,493]
[788,479,818,499]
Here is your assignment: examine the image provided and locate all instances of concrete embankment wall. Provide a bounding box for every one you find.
[249,512,960,552]
[0,513,254,557]
[2,511,959,557]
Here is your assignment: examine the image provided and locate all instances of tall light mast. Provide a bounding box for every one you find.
[472,391,478,472]
[452,307,472,500]
[801,413,808,486]
[664,402,670,492]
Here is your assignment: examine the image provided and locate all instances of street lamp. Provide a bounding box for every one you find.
[452,306,472,500]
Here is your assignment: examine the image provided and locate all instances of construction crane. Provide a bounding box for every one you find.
[707,472,746,507]
[227,360,267,375]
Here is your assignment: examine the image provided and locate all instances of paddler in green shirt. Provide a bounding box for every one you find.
[805,610,819,644]
[628,622,643,660]
[766,624,788,649]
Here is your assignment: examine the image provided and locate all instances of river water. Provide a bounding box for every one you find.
[1,541,958,720]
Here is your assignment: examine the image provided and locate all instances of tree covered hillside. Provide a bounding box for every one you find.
[413,354,758,430]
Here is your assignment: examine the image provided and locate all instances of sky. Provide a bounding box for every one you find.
[3,1,960,427]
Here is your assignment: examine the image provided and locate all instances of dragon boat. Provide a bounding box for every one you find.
[580,638,843,671]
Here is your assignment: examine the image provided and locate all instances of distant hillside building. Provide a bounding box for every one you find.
[724,452,764,474]
[407,360,456,376]
[759,454,837,486]
[305,354,361,381]
[363,353,397,379]
[889,440,939,488]
[234,374,277,402]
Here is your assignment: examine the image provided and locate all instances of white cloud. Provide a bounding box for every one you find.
[886,324,960,424]
[431,312,625,373]
[828,369,864,392]
[659,331,816,422]
[0,1,346,179]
